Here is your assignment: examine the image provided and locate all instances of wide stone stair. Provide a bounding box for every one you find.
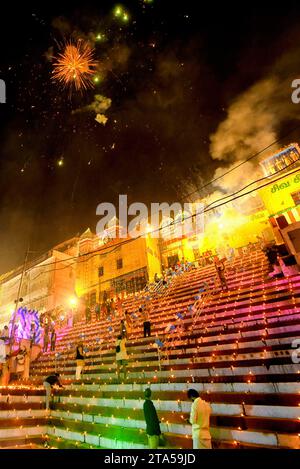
[0,250,299,449]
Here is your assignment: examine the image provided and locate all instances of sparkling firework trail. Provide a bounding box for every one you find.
[52,40,98,91]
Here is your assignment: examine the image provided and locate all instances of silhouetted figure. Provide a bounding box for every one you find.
[85,307,91,323]
[116,335,128,381]
[50,329,57,351]
[143,388,161,449]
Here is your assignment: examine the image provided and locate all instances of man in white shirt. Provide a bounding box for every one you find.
[187,389,212,449]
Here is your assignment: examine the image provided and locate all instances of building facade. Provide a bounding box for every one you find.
[258,143,300,262]
[75,227,161,305]
[0,241,77,328]
[1,143,300,325]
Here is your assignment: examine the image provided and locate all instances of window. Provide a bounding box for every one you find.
[116,258,123,269]
[98,266,104,277]
[260,145,300,176]
[111,278,126,294]
[291,190,300,206]
[167,254,179,268]
[126,279,134,294]
[135,275,147,291]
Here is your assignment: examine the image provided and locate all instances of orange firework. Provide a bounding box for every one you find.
[52,40,98,91]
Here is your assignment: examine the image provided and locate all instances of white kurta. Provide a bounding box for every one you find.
[190,397,212,448]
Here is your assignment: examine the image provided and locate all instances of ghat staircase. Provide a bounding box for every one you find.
[0,249,299,449]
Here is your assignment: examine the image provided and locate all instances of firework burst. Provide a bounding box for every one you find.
[52,40,98,91]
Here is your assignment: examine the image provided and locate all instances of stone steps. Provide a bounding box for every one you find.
[1,250,299,449]
[0,435,46,449]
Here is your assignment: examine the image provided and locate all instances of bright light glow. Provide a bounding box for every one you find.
[113,5,130,22]
[52,40,97,91]
[114,5,123,17]
[69,297,78,307]
[146,223,153,234]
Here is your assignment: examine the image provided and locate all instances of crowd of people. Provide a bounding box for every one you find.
[0,336,29,385]
[42,322,57,353]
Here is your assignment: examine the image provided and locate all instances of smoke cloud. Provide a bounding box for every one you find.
[72,94,112,125]
[209,34,300,197]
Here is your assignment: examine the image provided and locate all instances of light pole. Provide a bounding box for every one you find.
[9,246,30,353]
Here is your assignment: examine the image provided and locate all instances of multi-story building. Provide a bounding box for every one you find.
[0,239,78,328]
[75,225,161,305]
[258,143,300,262]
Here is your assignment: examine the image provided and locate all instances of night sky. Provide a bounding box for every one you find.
[1,0,300,273]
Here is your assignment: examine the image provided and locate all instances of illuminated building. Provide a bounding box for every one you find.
[0,239,78,329]
[259,143,300,177]
[258,143,300,261]
[75,222,161,305]
[162,143,300,266]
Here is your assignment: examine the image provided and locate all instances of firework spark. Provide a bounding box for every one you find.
[52,40,98,91]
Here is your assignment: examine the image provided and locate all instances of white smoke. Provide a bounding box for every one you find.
[72,94,112,125]
[210,78,279,164]
[209,40,300,200]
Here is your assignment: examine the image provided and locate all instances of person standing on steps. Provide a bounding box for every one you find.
[85,306,91,323]
[124,311,132,338]
[143,307,151,338]
[14,345,28,380]
[75,342,85,380]
[214,256,228,290]
[120,319,128,339]
[1,326,9,343]
[43,323,49,352]
[115,334,129,382]
[116,296,123,318]
[106,299,111,319]
[43,372,64,410]
[50,328,57,351]
[186,389,212,449]
[143,388,161,449]
[95,303,101,321]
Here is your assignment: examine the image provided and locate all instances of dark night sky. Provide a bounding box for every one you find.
[1,0,300,273]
